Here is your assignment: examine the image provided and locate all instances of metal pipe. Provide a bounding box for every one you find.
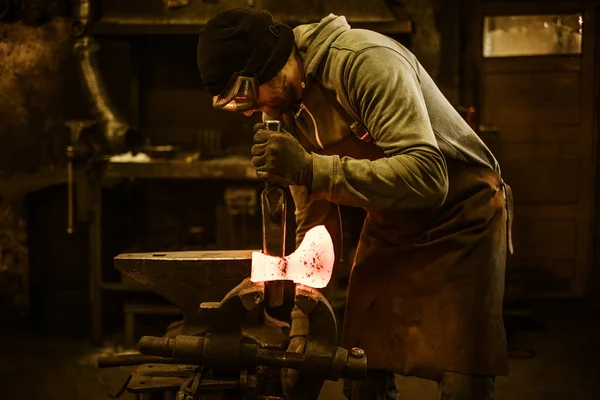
[72,0,130,154]
[257,349,304,369]
[131,335,366,381]
[139,336,206,364]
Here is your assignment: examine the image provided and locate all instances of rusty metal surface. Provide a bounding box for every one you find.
[0,18,73,178]
[114,250,255,323]
[95,0,398,35]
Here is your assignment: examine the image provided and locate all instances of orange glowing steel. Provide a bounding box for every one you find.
[251,225,334,288]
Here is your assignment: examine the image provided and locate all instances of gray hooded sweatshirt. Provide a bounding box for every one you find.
[279,17,508,378]
[281,15,499,215]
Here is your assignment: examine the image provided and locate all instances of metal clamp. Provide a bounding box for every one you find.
[100,278,367,399]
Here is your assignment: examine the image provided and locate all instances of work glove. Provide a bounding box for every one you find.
[251,123,313,189]
[281,305,309,395]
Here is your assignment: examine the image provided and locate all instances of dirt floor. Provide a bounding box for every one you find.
[1,304,599,400]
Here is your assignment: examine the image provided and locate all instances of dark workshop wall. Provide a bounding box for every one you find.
[0,18,86,177]
[0,199,28,321]
[139,35,260,153]
[388,0,462,105]
[0,18,88,322]
[95,35,260,154]
[104,2,464,150]
[26,185,91,337]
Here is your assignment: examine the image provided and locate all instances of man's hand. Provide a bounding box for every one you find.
[251,123,313,188]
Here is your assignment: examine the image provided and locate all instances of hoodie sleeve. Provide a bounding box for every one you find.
[310,46,449,210]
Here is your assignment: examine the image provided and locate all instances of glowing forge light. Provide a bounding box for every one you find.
[251,225,334,289]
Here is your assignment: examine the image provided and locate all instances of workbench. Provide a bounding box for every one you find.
[85,154,257,344]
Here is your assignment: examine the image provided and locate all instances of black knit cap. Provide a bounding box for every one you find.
[197,7,295,96]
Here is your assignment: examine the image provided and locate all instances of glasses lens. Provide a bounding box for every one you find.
[213,76,257,111]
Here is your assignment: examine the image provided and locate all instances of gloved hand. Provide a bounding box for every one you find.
[251,123,313,188]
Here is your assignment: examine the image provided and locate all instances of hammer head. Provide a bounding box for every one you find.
[250,225,334,288]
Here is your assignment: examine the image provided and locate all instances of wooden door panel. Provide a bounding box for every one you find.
[512,217,577,263]
[482,72,581,124]
[482,56,582,74]
[493,124,580,142]
[494,136,581,204]
[502,140,580,160]
[508,204,581,293]
[482,76,589,296]
[503,161,579,204]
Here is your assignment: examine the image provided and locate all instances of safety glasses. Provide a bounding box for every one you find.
[212,74,259,112]
[212,23,286,112]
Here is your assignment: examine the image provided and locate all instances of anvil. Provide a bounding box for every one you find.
[114,225,334,326]
[115,250,253,325]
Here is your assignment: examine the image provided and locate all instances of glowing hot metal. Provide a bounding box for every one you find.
[251,225,334,288]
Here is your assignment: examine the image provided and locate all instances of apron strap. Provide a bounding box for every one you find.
[312,61,375,143]
[501,180,514,255]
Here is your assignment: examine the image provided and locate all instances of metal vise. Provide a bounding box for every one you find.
[99,278,366,399]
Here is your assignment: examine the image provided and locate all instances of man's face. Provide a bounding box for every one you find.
[242,68,299,119]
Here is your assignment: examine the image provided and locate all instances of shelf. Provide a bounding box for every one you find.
[103,155,257,181]
[352,20,412,35]
[100,281,152,292]
[94,19,412,36]
[93,0,410,36]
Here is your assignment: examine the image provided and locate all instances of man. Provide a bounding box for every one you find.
[197,7,512,400]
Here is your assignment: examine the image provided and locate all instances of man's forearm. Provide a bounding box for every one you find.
[309,146,448,210]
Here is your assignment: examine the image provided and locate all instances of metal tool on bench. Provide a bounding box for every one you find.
[65,119,98,234]
[64,118,141,234]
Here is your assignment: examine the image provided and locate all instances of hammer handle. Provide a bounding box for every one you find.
[261,120,286,307]
[262,186,286,307]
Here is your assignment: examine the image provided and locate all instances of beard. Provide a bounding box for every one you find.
[264,75,298,119]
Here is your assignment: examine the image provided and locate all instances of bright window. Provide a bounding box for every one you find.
[483,14,583,57]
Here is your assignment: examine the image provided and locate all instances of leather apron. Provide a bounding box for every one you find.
[281,79,511,381]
